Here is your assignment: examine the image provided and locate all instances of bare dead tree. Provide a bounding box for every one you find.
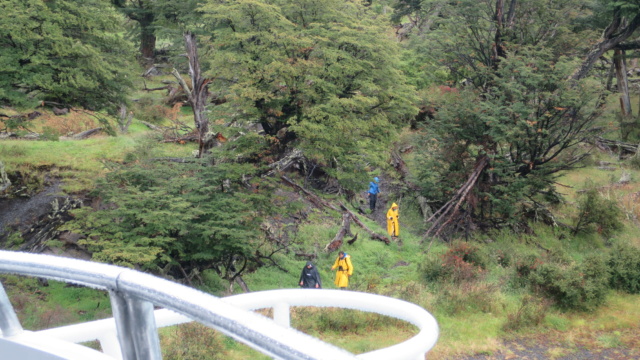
[572,8,640,82]
[117,104,133,134]
[172,32,211,157]
[424,156,490,239]
[614,49,633,118]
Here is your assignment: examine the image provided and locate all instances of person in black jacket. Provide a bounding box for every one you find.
[299,261,322,288]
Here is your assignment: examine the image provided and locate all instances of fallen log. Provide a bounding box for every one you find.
[594,136,638,155]
[70,127,103,140]
[281,175,340,212]
[140,121,162,131]
[294,252,317,261]
[325,213,354,252]
[264,149,305,177]
[338,202,390,244]
[162,135,198,143]
[142,79,172,92]
[281,175,389,246]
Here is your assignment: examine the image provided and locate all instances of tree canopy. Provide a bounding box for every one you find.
[198,0,418,189]
[0,0,135,110]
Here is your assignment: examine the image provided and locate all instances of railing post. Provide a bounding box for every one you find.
[98,330,123,360]
[110,291,162,360]
[273,302,290,328]
[0,282,22,337]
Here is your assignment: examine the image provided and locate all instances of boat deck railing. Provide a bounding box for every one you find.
[0,251,438,360]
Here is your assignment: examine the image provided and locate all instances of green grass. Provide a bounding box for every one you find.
[3,96,640,359]
[1,276,111,330]
[1,126,193,193]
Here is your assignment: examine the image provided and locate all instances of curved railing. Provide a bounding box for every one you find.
[0,251,438,360]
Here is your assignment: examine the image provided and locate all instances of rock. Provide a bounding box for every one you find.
[0,161,11,192]
[619,172,631,184]
[59,231,84,245]
[52,107,69,115]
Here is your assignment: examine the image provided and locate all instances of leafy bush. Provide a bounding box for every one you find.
[435,281,501,315]
[40,126,60,141]
[294,308,406,335]
[608,242,640,294]
[133,97,171,124]
[422,242,487,283]
[161,322,224,360]
[573,185,623,238]
[510,254,544,289]
[63,159,275,280]
[529,254,610,311]
[503,295,550,332]
[493,249,511,268]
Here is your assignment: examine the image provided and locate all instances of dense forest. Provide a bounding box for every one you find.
[2,0,640,358]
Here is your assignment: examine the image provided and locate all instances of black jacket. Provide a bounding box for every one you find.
[299,261,322,288]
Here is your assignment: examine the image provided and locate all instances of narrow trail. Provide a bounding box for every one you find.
[454,329,640,360]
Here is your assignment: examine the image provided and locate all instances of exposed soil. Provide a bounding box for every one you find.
[0,180,62,239]
[454,329,640,360]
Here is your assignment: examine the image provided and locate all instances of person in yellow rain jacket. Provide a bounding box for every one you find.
[387,202,400,238]
[331,251,353,289]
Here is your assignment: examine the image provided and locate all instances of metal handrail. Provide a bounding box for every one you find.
[0,251,438,360]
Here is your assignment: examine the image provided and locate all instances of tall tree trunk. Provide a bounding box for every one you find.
[492,0,507,67]
[172,32,211,157]
[139,13,156,60]
[614,49,632,117]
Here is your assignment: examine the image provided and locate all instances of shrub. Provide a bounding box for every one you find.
[494,249,511,268]
[294,308,405,335]
[422,242,487,284]
[509,254,543,289]
[529,254,610,311]
[435,281,501,315]
[133,97,171,124]
[503,295,551,332]
[608,242,640,294]
[40,126,60,141]
[573,185,623,238]
[161,322,224,360]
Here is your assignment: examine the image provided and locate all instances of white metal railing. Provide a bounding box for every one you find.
[0,251,439,360]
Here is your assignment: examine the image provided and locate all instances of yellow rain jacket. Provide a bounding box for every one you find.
[387,202,400,236]
[331,254,353,288]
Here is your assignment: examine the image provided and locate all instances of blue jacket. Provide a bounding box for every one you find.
[368,182,380,195]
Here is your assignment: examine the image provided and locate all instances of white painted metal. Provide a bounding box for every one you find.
[0,332,114,360]
[0,251,439,360]
[0,282,22,337]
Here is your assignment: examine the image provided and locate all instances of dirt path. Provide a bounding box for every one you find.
[455,329,640,360]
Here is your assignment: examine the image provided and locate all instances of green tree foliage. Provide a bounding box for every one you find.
[529,254,610,311]
[199,0,417,190]
[112,0,200,59]
[408,0,594,84]
[409,0,604,232]
[608,242,640,294]
[417,49,600,228]
[573,183,623,237]
[0,0,135,109]
[62,157,275,280]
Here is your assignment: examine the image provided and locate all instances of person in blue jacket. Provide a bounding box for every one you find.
[367,177,380,212]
